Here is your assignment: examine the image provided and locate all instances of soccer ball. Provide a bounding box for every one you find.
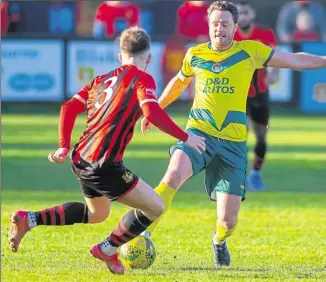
[119,235,156,270]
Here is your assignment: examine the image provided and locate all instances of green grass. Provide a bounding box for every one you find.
[1,105,326,281]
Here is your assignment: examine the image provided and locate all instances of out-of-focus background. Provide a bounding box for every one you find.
[1,1,326,281]
[1,0,326,107]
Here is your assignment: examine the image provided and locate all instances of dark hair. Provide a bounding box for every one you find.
[119,26,151,55]
[207,1,239,24]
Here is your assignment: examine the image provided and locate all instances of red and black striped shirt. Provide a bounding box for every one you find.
[71,65,158,168]
[59,65,188,170]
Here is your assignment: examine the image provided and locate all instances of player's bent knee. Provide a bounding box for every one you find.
[162,150,193,189]
[153,200,165,218]
[163,169,182,189]
[141,199,165,221]
[218,215,238,230]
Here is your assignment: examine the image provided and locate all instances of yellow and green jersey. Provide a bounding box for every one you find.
[179,40,274,142]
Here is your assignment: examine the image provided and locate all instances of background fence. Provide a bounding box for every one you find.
[2,38,326,113]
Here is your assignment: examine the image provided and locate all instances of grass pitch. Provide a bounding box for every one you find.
[1,105,326,281]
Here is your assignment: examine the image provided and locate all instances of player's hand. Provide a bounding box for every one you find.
[48,148,69,164]
[184,133,206,154]
[141,117,153,136]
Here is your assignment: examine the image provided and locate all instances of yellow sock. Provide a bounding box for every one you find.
[147,183,176,235]
[214,220,238,244]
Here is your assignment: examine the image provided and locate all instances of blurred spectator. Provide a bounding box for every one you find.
[276,0,326,43]
[1,1,9,35]
[234,1,279,96]
[177,1,209,43]
[235,2,277,47]
[49,0,75,34]
[292,10,319,42]
[161,32,187,88]
[1,1,20,35]
[93,1,139,38]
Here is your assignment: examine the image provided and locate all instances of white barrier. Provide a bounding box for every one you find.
[1,39,293,103]
[1,40,64,101]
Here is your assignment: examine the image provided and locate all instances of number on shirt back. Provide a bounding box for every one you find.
[95,76,118,109]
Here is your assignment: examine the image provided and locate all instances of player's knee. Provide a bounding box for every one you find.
[142,200,165,221]
[218,215,238,231]
[151,200,165,220]
[163,169,182,189]
[88,209,110,224]
[154,200,165,218]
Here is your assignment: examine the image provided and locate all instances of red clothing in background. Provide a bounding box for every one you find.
[95,2,139,38]
[177,2,209,41]
[234,24,278,47]
[293,30,319,41]
[235,24,278,97]
[1,2,9,35]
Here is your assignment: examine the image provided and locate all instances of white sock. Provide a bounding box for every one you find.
[100,238,118,255]
[27,212,37,229]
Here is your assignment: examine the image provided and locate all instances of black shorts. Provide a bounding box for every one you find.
[71,161,139,200]
[247,94,269,125]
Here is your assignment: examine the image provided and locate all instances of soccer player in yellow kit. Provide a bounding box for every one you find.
[142,1,326,267]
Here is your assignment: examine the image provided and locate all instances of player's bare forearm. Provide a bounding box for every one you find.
[293,53,326,70]
[158,74,192,109]
[268,51,326,70]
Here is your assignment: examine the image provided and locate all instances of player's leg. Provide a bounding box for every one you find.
[147,129,211,235]
[8,180,110,252]
[205,140,247,267]
[248,104,269,191]
[89,165,163,275]
[94,179,164,257]
[213,193,242,267]
[146,149,193,235]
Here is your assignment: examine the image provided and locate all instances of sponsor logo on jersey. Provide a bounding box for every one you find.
[203,77,235,94]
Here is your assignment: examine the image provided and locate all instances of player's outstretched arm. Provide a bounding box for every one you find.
[158,74,193,109]
[267,51,326,71]
[48,97,86,164]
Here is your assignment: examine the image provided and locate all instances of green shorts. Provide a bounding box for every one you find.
[170,128,248,200]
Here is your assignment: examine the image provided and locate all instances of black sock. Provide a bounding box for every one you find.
[34,202,88,226]
[253,140,267,170]
[108,209,153,247]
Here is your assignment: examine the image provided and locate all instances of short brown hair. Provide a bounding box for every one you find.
[207,1,239,24]
[119,26,151,55]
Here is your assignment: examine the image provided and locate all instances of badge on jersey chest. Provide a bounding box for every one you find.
[211,63,223,73]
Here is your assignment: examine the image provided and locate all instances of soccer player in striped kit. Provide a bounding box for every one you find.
[8,26,205,275]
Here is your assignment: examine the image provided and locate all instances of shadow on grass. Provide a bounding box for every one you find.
[2,142,326,153]
[2,152,325,193]
[3,102,326,117]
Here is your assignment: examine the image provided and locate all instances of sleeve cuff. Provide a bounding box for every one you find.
[180,70,194,78]
[263,49,275,67]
